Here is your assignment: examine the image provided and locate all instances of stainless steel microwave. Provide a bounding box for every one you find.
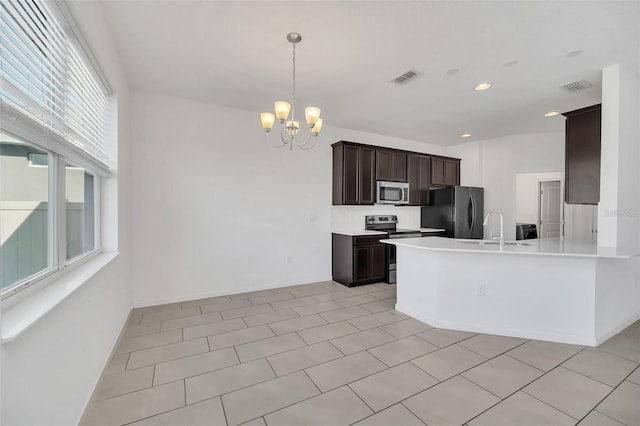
[376,181,409,205]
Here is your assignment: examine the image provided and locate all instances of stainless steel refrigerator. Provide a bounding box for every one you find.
[421,186,484,239]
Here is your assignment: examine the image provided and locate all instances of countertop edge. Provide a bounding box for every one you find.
[381,237,637,259]
[332,230,387,236]
[332,228,444,236]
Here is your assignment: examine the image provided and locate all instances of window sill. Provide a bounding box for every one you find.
[1,251,119,343]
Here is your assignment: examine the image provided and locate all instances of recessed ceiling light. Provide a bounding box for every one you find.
[474,82,492,91]
[565,49,584,58]
[461,133,472,138]
[446,68,460,75]
[504,59,519,67]
[545,111,560,117]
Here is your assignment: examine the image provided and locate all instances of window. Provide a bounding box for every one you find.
[0,0,110,298]
[0,134,54,291]
[65,162,97,262]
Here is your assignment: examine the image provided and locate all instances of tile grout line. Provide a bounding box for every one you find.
[459,356,545,401]
[328,327,400,356]
[125,339,211,372]
[214,368,336,423]
[317,305,379,323]
[232,345,241,366]
[560,362,633,389]
[508,353,626,424]
[501,349,580,373]
[413,331,480,349]
[519,386,592,422]
[219,395,230,426]
[572,363,640,425]
[584,407,632,425]
[598,345,640,364]
[397,374,503,426]
[90,375,180,405]
[456,338,530,360]
[398,401,429,426]
[345,382,378,416]
[364,337,444,368]
[347,366,444,420]
[116,382,197,426]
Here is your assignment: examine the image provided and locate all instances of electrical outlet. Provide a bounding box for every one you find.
[287,255,293,264]
[310,213,318,222]
[477,284,487,296]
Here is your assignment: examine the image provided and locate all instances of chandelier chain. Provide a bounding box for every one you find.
[291,41,296,128]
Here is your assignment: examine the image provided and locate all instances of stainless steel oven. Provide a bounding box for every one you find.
[365,215,421,283]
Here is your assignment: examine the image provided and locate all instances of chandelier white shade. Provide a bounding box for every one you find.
[259,32,323,150]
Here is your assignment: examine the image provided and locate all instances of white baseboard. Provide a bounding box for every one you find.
[396,303,598,346]
[133,276,334,308]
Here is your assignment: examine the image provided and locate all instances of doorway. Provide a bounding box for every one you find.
[515,172,563,240]
[538,180,563,238]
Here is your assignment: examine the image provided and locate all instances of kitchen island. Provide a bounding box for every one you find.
[382,237,640,346]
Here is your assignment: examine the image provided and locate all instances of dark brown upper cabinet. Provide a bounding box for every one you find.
[431,157,460,187]
[332,141,375,205]
[563,104,601,205]
[332,141,460,206]
[375,149,407,182]
[407,153,431,206]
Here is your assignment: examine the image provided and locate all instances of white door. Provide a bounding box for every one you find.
[539,180,562,238]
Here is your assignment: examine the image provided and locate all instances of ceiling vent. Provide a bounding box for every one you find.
[561,79,593,93]
[391,69,423,85]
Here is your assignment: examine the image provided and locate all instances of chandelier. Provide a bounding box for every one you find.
[259,32,323,150]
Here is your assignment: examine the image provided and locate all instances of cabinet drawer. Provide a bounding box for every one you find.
[353,235,385,246]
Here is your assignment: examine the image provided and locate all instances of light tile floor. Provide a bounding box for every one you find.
[82,281,640,426]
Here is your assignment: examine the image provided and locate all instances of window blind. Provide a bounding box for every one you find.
[0,0,110,175]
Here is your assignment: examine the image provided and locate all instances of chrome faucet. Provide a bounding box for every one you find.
[483,210,504,247]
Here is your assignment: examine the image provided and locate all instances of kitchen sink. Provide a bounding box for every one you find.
[456,239,531,246]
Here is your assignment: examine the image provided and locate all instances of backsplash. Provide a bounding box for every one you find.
[331,205,422,231]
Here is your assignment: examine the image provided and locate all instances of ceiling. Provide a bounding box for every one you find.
[96,1,640,146]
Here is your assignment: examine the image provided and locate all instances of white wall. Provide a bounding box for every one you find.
[599,64,640,249]
[130,91,447,307]
[0,2,133,424]
[448,133,565,240]
[449,140,483,188]
[331,205,422,231]
[515,172,562,225]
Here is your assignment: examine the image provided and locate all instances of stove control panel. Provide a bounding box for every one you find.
[365,215,398,224]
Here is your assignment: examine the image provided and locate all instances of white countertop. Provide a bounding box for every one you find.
[332,230,387,236]
[381,236,639,259]
[332,228,445,236]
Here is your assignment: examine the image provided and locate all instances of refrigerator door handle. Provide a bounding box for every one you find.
[467,196,473,232]
[470,194,476,233]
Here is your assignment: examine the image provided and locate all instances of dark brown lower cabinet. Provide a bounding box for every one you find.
[332,233,387,287]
